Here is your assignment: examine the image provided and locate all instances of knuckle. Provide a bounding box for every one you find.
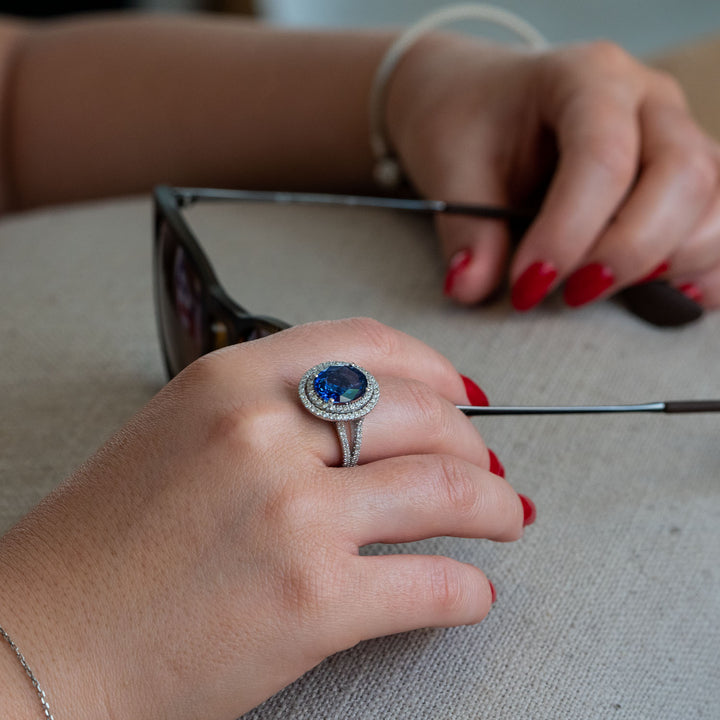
[583,39,631,70]
[426,558,472,615]
[344,317,399,361]
[677,151,718,197]
[492,485,526,541]
[409,382,453,443]
[278,549,340,624]
[653,70,687,106]
[431,455,480,522]
[176,349,227,395]
[207,397,285,456]
[584,133,636,183]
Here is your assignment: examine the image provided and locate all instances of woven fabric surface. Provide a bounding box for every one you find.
[1,196,718,719]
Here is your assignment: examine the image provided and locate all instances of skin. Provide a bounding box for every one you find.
[0,318,525,719]
[385,34,720,307]
[0,12,718,718]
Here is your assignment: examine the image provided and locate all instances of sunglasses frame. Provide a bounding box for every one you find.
[153,185,529,379]
[153,185,292,379]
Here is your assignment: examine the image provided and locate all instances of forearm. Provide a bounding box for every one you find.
[2,13,394,211]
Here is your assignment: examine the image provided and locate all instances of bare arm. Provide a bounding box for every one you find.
[1,13,393,211]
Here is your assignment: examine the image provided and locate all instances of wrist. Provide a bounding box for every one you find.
[0,508,143,720]
[0,628,40,720]
[383,32,496,189]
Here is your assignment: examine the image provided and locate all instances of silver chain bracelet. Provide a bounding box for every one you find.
[0,625,55,719]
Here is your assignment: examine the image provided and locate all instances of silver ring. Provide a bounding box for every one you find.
[299,361,379,467]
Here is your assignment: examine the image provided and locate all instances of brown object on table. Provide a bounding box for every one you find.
[650,32,720,141]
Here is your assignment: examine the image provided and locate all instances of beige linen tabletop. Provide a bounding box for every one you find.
[2,187,719,719]
[3,30,720,720]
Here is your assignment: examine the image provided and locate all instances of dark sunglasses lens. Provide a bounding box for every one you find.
[157,221,207,376]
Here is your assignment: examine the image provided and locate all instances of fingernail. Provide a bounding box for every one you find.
[488,449,505,478]
[518,494,537,526]
[511,260,558,311]
[677,282,703,304]
[638,261,670,284]
[564,263,615,307]
[443,249,472,296]
[461,374,489,406]
[488,579,497,604]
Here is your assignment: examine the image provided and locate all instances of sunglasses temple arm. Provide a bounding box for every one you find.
[457,400,720,416]
[663,400,720,413]
[441,202,533,223]
[175,188,531,221]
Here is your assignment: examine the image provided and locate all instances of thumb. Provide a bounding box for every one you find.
[435,172,512,305]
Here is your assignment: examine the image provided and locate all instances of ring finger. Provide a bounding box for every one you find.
[298,375,491,469]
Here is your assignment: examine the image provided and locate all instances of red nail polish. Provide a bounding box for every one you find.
[638,261,670,284]
[518,494,536,527]
[443,249,472,296]
[488,449,505,478]
[677,282,703,304]
[461,375,489,406]
[511,261,558,311]
[488,579,497,604]
[563,263,615,307]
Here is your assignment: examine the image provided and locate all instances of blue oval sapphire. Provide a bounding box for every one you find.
[314,364,367,404]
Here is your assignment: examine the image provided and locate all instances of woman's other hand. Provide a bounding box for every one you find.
[387,36,720,311]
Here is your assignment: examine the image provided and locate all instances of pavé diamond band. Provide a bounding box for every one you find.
[299,361,379,467]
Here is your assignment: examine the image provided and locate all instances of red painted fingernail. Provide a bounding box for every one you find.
[511,260,558,311]
[443,249,472,296]
[488,579,497,604]
[488,449,505,478]
[518,494,536,526]
[677,282,703,304]
[461,375,489,406]
[638,261,670,284]
[563,263,615,307]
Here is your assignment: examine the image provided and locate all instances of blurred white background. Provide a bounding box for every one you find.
[254,0,720,57]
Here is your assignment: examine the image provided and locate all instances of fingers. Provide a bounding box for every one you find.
[300,375,490,468]
[561,104,718,306]
[334,453,525,547]
[507,43,720,312]
[253,318,471,406]
[200,318,494,468]
[662,144,720,307]
[436,165,512,304]
[510,83,641,308]
[666,174,720,278]
[343,554,495,642]
[440,216,510,304]
[678,262,720,308]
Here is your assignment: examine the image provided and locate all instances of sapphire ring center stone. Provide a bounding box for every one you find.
[314,364,368,404]
[299,361,379,467]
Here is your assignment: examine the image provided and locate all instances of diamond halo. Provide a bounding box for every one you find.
[299,361,379,421]
[298,361,379,467]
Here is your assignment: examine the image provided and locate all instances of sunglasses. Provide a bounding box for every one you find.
[153,185,719,416]
[153,184,527,380]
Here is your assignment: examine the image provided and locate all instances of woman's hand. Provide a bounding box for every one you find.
[0,318,530,720]
[386,35,720,310]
